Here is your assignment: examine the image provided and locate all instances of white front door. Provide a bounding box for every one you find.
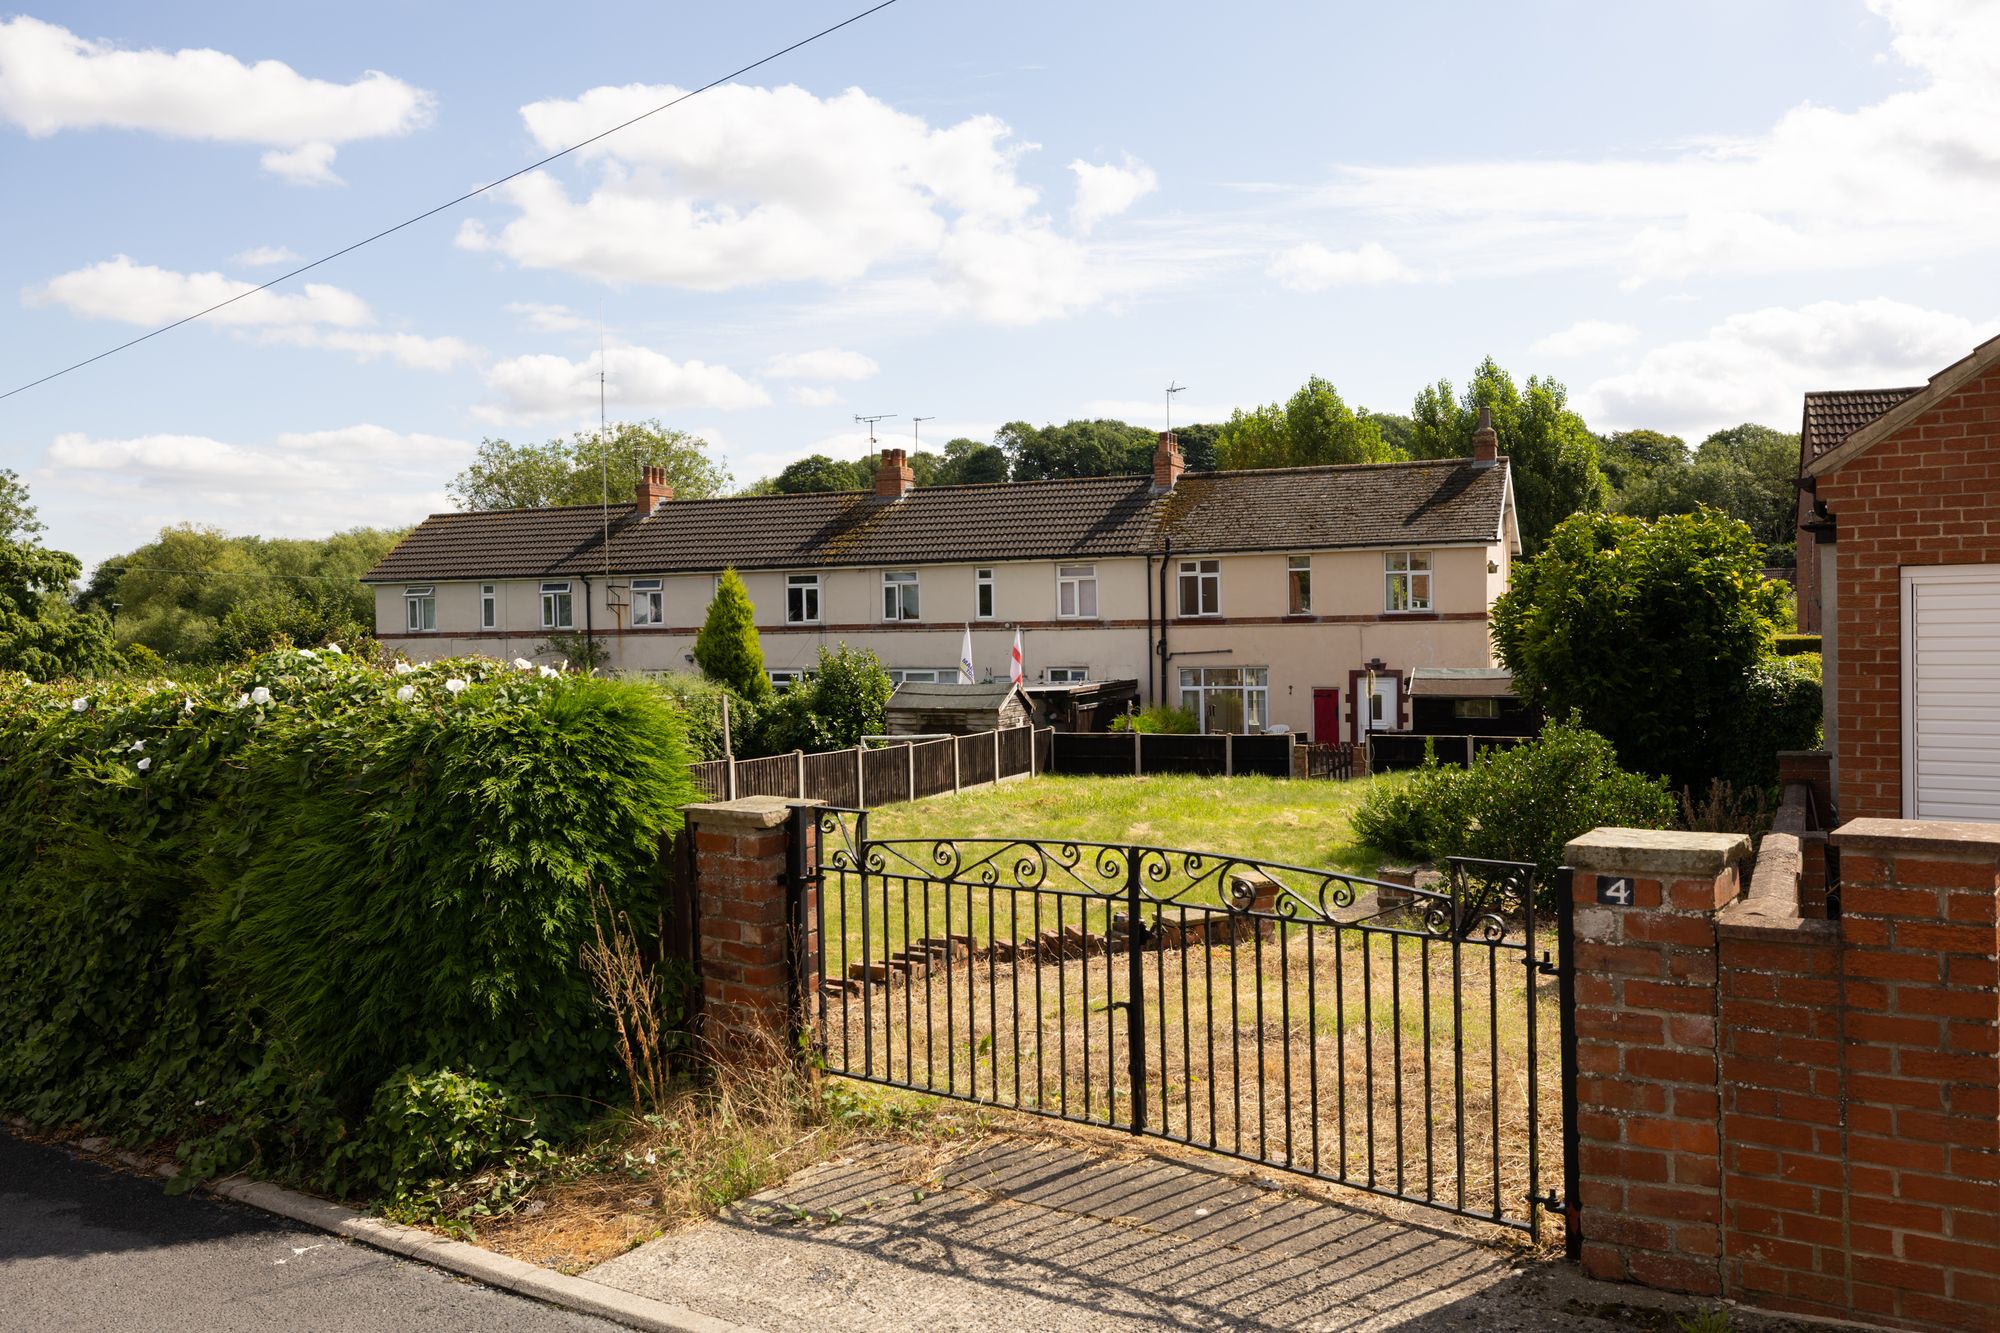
[1359,676,1401,743]
[1903,565,2000,821]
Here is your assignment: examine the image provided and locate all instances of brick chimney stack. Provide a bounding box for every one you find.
[1471,406,1499,466]
[875,447,914,498]
[635,465,674,514]
[1152,431,1185,491]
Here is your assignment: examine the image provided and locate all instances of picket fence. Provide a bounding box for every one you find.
[691,725,1053,810]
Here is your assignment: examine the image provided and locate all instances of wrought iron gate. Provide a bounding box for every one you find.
[794,806,1576,1242]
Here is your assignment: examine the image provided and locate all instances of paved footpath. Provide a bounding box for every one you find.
[0,1132,619,1333]
[589,1134,1822,1333]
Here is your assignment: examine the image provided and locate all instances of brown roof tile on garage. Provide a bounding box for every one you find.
[363,457,1512,582]
[1801,387,1923,462]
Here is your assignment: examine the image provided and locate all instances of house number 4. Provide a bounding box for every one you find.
[1597,876,1635,906]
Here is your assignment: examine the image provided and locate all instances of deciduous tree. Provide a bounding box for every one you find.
[449,420,731,510]
[1216,377,1395,470]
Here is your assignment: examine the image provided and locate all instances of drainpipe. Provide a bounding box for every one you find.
[1144,552,1154,706]
[580,574,595,674]
[1156,536,1172,710]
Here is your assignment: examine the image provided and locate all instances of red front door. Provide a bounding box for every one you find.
[1312,688,1340,745]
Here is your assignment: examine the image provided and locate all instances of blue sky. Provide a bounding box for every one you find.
[3,0,1995,566]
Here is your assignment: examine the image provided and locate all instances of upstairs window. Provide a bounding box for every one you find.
[630,578,664,627]
[882,571,921,622]
[1057,564,1098,619]
[479,583,496,630]
[887,667,952,684]
[404,586,436,633]
[787,574,821,625]
[1287,556,1312,614]
[1045,666,1089,684]
[1177,558,1220,617]
[1384,551,1432,613]
[975,568,996,620]
[540,581,574,630]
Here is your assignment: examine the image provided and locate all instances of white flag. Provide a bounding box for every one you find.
[958,626,975,684]
[1010,627,1024,684]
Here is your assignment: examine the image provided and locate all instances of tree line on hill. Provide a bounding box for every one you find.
[0,351,1804,681]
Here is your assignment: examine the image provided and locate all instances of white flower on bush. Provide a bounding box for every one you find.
[513,657,532,671]
[298,648,316,659]
[71,697,89,713]
[395,685,417,703]
[325,643,344,656]
[129,739,145,752]
[393,661,414,676]
[444,677,467,695]
[235,694,251,710]
[183,697,197,715]
[136,757,151,772]
[250,686,272,706]
[538,665,560,679]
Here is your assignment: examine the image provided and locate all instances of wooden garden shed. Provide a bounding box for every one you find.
[886,682,1033,736]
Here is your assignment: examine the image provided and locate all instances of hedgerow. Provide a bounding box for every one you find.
[0,648,695,1196]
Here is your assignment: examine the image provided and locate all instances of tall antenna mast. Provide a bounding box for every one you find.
[599,305,610,579]
[1165,381,1186,434]
[911,415,934,449]
[854,413,896,445]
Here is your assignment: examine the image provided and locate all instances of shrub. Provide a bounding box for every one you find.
[1716,652,1821,790]
[648,671,743,760]
[1491,509,1789,790]
[1109,704,1199,734]
[1350,753,1459,862]
[348,1069,552,1204]
[1426,719,1674,876]
[1772,633,1820,656]
[693,569,768,700]
[0,651,696,1190]
[750,645,895,754]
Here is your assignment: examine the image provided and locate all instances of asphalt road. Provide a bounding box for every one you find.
[0,1132,619,1333]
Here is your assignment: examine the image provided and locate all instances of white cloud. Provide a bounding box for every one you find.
[28,255,477,371]
[50,431,337,483]
[231,245,300,267]
[1267,242,1418,291]
[481,344,769,421]
[787,386,843,408]
[1530,319,1642,360]
[1579,298,1992,437]
[1302,2,2000,285]
[1069,155,1157,232]
[763,348,879,381]
[456,81,1154,324]
[0,16,433,183]
[29,255,369,328]
[259,141,341,186]
[506,302,590,333]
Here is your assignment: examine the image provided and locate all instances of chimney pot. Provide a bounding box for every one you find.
[1471,406,1498,465]
[875,447,915,498]
[1152,430,1185,491]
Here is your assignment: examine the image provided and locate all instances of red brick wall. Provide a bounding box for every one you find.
[1818,363,2000,818]
[686,798,817,1061]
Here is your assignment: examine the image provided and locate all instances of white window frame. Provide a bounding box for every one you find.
[975,568,996,620]
[1454,698,1501,720]
[1384,551,1433,613]
[887,667,953,685]
[479,583,496,630]
[1045,666,1089,684]
[785,573,821,626]
[630,578,664,627]
[540,581,574,630]
[1287,556,1312,615]
[1055,563,1099,619]
[1177,558,1221,618]
[404,586,437,633]
[767,668,802,690]
[882,571,921,622]
[1177,666,1269,733]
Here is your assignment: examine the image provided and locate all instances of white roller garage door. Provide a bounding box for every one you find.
[1903,565,2000,821]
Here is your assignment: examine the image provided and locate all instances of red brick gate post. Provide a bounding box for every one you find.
[680,795,820,1065]
[1561,828,1752,1296]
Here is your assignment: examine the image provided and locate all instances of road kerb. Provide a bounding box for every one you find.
[206,1176,760,1333]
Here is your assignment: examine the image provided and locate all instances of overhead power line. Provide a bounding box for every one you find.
[0,0,902,405]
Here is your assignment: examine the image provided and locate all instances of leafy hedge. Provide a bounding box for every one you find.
[0,649,695,1194]
[1353,719,1674,885]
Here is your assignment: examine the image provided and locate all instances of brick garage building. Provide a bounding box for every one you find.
[1802,335,2000,822]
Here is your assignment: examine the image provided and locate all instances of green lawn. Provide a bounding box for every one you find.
[861,773,1384,875]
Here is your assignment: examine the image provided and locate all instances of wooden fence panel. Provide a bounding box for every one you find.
[913,736,956,799]
[998,724,1032,778]
[804,749,857,808]
[733,753,798,798]
[956,733,994,787]
[862,746,910,805]
[690,759,728,799]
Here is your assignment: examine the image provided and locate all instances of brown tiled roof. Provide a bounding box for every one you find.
[363,459,1512,582]
[1160,459,1509,553]
[1801,388,1922,463]
[362,503,634,583]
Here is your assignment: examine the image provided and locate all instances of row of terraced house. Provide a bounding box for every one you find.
[364,426,1521,743]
